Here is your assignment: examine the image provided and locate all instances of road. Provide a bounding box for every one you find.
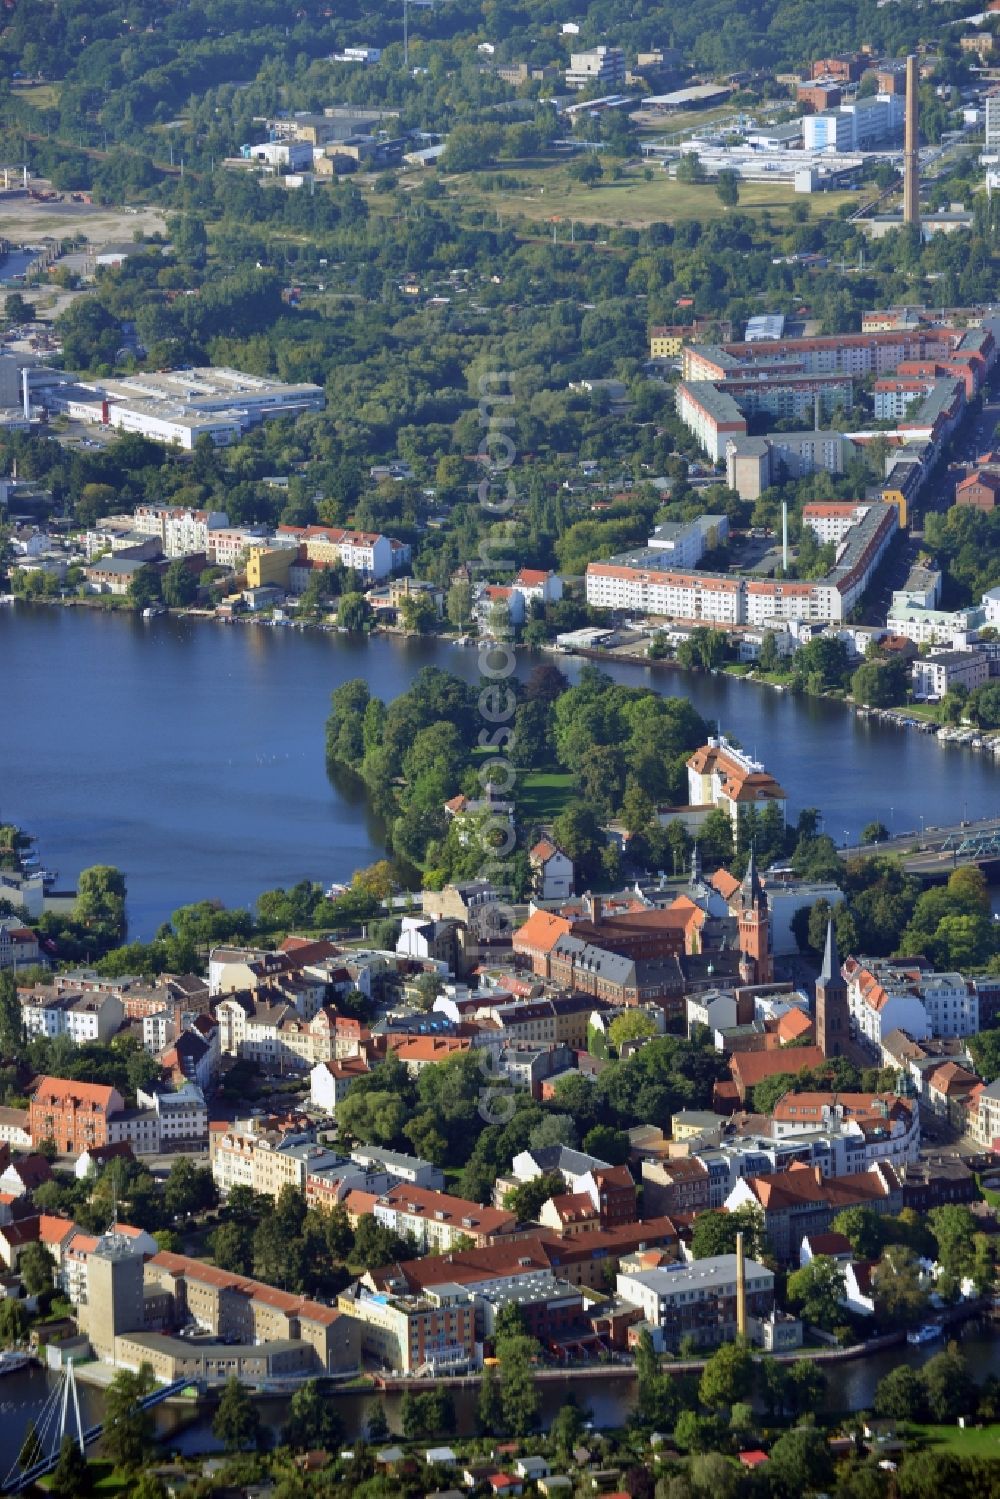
[841,812,1000,862]
[861,386,1000,624]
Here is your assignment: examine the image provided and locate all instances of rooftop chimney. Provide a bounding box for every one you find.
[903,54,920,231]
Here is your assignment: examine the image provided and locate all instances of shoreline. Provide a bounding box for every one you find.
[2,595,970,756]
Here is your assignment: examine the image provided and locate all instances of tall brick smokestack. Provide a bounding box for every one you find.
[903,53,920,230]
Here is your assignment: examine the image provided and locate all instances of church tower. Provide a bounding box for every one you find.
[737,846,772,986]
[815,917,850,1057]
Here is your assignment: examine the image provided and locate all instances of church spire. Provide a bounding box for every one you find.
[691,840,702,884]
[820,915,840,984]
[741,841,764,907]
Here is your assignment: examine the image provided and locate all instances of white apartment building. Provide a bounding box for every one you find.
[586,552,744,623]
[887,602,983,646]
[912,649,989,699]
[133,506,229,558]
[141,1084,208,1148]
[207,526,269,569]
[20,988,123,1045]
[646,514,729,568]
[565,45,625,91]
[986,92,1000,149]
[802,502,865,545]
[675,381,747,461]
[846,959,979,1049]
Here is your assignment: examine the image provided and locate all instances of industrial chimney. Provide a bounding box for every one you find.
[781,501,789,573]
[903,54,920,231]
[735,1229,747,1340]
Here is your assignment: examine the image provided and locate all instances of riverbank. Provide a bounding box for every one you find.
[5,604,1000,936]
[5,593,991,763]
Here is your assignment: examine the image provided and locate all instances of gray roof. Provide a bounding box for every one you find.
[528,1145,611,1175]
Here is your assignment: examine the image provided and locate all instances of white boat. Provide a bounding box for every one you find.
[0,1350,30,1374]
[906,1323,942,1346]
[142,605,165,619]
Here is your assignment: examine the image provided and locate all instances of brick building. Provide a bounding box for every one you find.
[29,1078,125,1154]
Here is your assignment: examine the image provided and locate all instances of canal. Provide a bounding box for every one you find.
[1,1325,999,1471]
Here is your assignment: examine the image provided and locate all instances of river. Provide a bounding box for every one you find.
[2,604,1000,937]
[0,1325,998,1470]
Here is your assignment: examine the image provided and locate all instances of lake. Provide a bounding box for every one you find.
[2,604,999,938]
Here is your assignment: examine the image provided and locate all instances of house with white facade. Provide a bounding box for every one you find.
[844,958,978,1049]
[529,841,574,902]
[19,987,123,1046]
[512,569,563,606]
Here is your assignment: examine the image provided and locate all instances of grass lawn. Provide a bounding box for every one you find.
[906,1422,1000,1458]
[40,1461,129,1494]
[445,158,858,228]
[13,82,61,110]
[518,770,576,822]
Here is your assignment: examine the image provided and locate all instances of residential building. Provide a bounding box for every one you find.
[845,958,980,1047]
[529,841,574,902]
[365,1184,518,1252]
[565,46,626,91]
[338,1282,475,1374]
[512,569,562,606]
[18,987,124,1045]
[729,1046,827,1104]
[616,1253,775,1352]
[725,1161,903,1261]
[133,505,229,559]
[646,514,729,569]
[276,524,405,582]
[309,1057,371,1111]
[912,649,989,698]
[29,1078,125,1154]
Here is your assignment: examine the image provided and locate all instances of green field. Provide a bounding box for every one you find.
[445,158,858,228]
[518,770,575,822]
[906,1422,1000,1458]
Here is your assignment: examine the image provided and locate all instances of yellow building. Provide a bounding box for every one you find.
[246,546,294,589]
[649,327,685,358]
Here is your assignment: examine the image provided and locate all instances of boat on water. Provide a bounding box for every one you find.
[38,869,58,886]
[0,1350,31,1375]
[142,605,165,619]
[906,1323,943,1346]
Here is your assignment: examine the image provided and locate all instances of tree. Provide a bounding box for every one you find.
[871,1245,929,1328]
[928,1205,978,1281]
[104,1364,155,1470]
[0,971,24,1057]
[874,1365,927,1421]
[503,1170,565,1224]
[698,1341,754,1409]
[582,1124,630,1164]
[19,1242,54,1298]
[767,1427,833,1494]
[283,1378,342,1450]
[715,169,739,207]
[478,1364,502,1435]
[690,1205,766,1261]
[164,1157,217,1220]
[923,1347,976,1423]
[785,1255,846,1330]
[211,1221,253,1275]
[17,1419,43,1472]
[212,1375,260,1452]
[161,560,197,609]
[861,822,889,845]
[673,1410,725,1453]
[758,630,780,673]
[608,1011,658,1054]
[0,1298,27,1345]
[337,592,372,632]
[497,1331,540,1436]
[832,1206,885,1260]
[366,1405,390,1442]
[74,866,127,934]
[49,1435,90,1498]
[127,565,161,612]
